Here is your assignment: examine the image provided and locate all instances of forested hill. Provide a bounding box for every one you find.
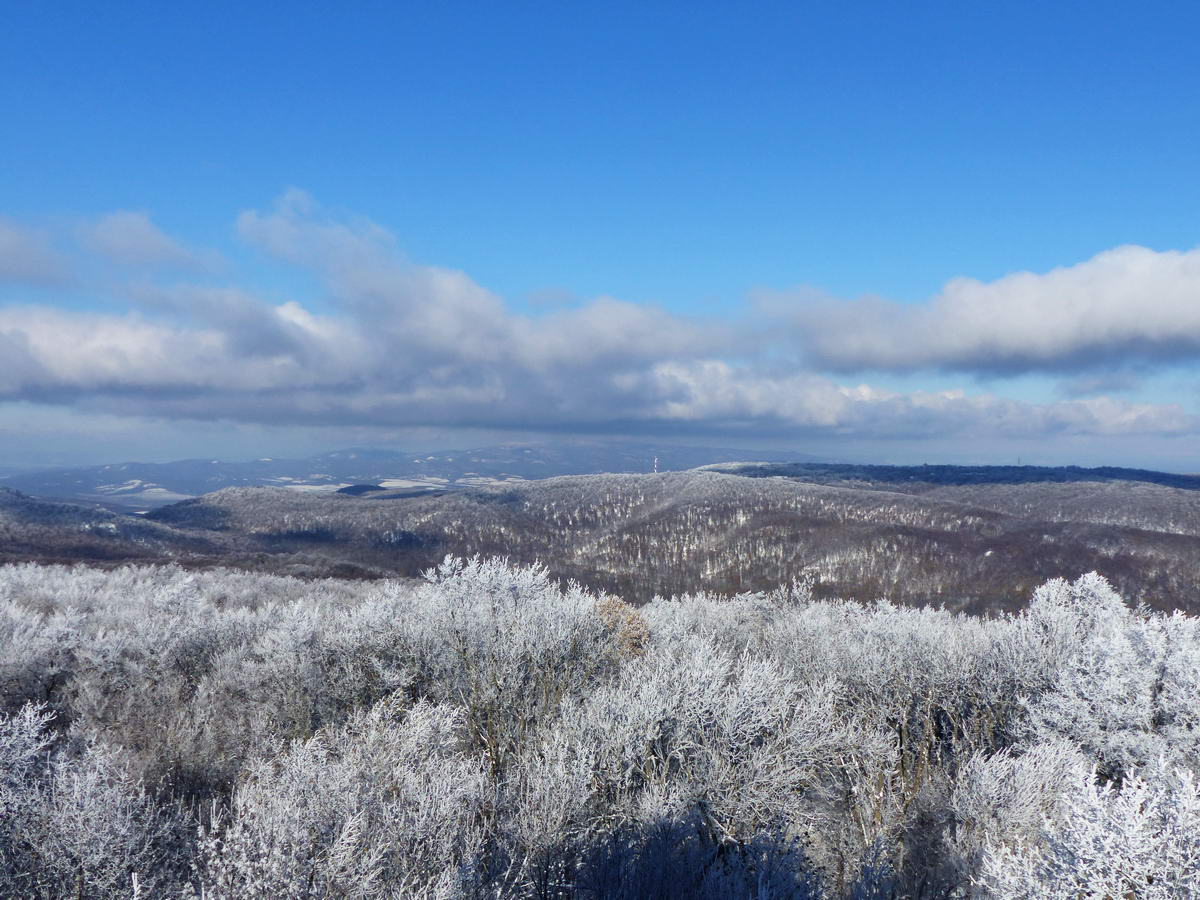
[705,463,1200,537]
[142,470,1200,612]
[704,461,1200,491]
[10,464,1200,612]
[0,486,220,564]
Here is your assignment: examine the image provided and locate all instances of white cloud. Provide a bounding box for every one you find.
[772,244,1200,374]
[0,300,1190,441]
[236,193,725,372]
[635,362,1196,438]
[0,194,1197,447]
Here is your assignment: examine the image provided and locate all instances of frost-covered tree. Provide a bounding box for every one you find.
[1020,572,1170,777]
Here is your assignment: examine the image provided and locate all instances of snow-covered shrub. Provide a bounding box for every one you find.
[0,702,56,893]
[198,698,488,899]
[538,631,882,894]
[0,564,424,802]
[0,703,188,899]
[943,741,1092,895]
[0,600,83,718]
[1153,610,1200,770]
[979,761,1200,899]
[398,557,618,777]
[2,560,1200,898]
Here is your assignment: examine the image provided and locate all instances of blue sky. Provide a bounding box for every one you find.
[2,1,1200,469]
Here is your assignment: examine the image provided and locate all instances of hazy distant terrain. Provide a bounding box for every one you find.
[0,442,809,511]
[8,460,1200,612]
[705,461,1200,491]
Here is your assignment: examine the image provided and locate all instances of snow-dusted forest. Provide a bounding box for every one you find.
[3,558,1200,898]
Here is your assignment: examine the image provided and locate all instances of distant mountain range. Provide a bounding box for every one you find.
[0,442,814,511]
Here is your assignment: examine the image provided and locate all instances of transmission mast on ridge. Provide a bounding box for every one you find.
[653,456,658,474]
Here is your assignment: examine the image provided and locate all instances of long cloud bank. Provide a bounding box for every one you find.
[772,244,1200,375]
[0,193,1195,442]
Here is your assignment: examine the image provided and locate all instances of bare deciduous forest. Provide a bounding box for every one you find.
[9,466,1200,612]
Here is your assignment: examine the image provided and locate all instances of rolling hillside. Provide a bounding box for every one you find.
[8,461,1200,611]
[146,470,1200,612]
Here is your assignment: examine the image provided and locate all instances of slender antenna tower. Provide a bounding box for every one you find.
[653,456,658,474]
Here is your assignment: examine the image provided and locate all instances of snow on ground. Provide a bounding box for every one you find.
[378,478,440,489]
[96,480,150,493]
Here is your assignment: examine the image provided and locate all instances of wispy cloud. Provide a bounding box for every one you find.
[0,218,72,286]
[1056,371,1145,398]
[82,210,215,269]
